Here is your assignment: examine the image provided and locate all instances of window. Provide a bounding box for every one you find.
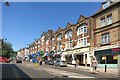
[52,37,55,43]
[78,39,81,47]
[65,41,69,49]
[107,14,112,25]
[97,55,117,64]
[80,38,83,47]
[46,40,49,45]
[102,2,110,9]
[78,37,87,47]
[69,40,72,48]
[84,38,87,46]
[65,31,72,39]
[57,42,61,50]
[57,34,62,41]
[84,27,87,33]
[77,25,87,35]
[100,17,106,27]
[102,34,110,44]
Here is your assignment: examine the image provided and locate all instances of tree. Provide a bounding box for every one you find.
[0,39,15,58]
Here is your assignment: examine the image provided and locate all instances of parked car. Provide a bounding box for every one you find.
[44,60,54,65]
[54,60,67,67]
[0,56,10,63]
[16,58,22,63]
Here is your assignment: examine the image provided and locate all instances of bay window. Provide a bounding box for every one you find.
[78,37,87,47]
[77,24,87,35]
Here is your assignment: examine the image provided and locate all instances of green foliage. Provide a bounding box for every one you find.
[1,40,16,58]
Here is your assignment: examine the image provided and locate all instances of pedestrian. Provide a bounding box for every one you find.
[40,60,42,65]
[91,57,98,74]
[72,58,77,68]
[34,59,38,68]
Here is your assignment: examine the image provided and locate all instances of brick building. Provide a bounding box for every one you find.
[18,0,120,67]
[91,1,120,68]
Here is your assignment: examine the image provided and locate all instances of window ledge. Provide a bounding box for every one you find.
[101,43,110,46]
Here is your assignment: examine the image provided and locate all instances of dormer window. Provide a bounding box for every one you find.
[102,1,111,9]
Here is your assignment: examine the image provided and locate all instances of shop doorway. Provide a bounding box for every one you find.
[76,54,83,66]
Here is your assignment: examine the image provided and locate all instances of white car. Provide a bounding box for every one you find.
[54,60,67,67]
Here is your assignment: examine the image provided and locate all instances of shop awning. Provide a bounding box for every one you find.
[33,53,37,57]
[37,52,40,56]
[40,51,44,55]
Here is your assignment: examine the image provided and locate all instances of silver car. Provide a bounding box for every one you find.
[54,60,67,67]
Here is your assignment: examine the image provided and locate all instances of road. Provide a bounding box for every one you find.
[0,62,119,80]
[1,63,57,80]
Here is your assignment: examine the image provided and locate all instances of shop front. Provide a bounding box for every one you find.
[62,50,73,64]
[73,47,91,66]
[95,47,120,68]
[53,52,61,61]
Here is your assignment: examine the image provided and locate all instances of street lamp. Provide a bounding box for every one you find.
[2,38,7,46]
[5,2,10,6]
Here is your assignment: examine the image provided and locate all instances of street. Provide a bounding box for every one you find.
[0,62,119,80]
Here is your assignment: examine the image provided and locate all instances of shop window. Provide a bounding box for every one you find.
[97,55,117,64]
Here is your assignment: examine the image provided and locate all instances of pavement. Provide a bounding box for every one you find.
[67,64,118,75]
[19,61,118,76]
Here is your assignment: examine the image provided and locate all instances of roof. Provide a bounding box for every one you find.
[92,1,119,17]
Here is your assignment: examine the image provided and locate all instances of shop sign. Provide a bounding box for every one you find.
[111,48,120,54]
[74,50,80,54]
[95,48,120,55]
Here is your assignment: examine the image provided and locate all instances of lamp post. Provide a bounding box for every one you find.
[5,2,10,6]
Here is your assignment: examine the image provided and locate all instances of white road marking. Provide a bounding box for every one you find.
[68,76,95,78]
[22,62,95,78]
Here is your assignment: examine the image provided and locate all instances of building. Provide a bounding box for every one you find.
[73,15,91,66]
[92,1,120,68]
[19,0,120,67]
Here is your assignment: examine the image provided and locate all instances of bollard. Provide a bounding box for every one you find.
[105,65,107,72]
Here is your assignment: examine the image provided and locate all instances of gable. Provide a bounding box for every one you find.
[57,27,62,32]
[65,22,72,29]
[77,15,86,23]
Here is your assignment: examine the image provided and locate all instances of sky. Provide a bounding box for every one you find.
[2,2,101,51]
